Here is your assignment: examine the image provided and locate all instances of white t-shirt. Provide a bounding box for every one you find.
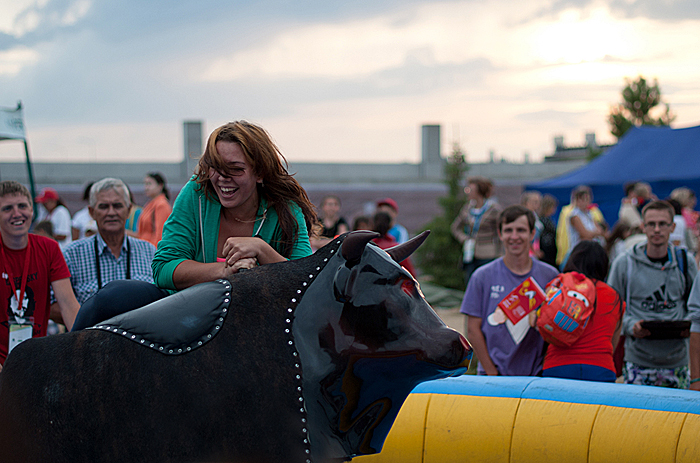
[567,207,597,252]
[671,214,687,248]
[47,205,73,249]
[71,207,94,240]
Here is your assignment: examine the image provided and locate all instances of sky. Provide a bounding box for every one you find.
[1,0,700,166]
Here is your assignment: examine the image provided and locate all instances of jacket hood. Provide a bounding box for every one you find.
[629,241,679,269]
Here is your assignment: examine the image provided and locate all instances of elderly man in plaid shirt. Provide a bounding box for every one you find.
[57,178,156,329]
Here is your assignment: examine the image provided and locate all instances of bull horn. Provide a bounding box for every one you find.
[341,230,380,264]
[386,230,430,263]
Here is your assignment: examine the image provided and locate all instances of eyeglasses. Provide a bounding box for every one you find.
[643,221,672,229]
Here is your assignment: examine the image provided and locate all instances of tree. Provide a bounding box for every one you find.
[608,76,676,139]
[586,145,603,162]
[414,142,468,290]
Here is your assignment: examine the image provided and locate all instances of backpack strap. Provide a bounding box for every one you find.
[675,247,691,303]
[625,253,633,311]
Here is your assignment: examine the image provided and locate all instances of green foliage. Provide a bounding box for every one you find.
[415,143,468,291]
[608,76,676,139]
[586,146,604,162]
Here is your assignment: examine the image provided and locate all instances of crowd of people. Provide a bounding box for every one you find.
[2,129,700,393]
[455,177,700,391]
[0,169,176,367]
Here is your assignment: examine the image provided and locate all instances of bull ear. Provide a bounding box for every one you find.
[386,230,430,263]
[341,230,380,265]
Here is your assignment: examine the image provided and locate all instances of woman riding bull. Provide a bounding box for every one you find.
[72,121,317,330]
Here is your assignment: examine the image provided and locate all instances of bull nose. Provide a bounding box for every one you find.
[458,333,473,367]
[422,328,473,369]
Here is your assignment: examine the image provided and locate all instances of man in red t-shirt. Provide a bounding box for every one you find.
[0,181,79,370]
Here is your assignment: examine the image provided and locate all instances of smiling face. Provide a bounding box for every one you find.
[498,214,535,259]
[209,141,262,213]
[89,188,129,238]
[0,193,33,245]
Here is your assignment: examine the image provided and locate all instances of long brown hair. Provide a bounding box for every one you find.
[195,121,317,257]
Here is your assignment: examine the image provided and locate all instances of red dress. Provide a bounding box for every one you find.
[543,281,625,374]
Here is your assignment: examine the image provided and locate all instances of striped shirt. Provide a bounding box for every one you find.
[63,234,156,305]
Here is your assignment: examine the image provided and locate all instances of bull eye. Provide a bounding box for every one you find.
[401,279,415,296]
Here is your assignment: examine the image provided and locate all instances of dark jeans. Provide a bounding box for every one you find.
[72,280,170,331]
[463,258,495,286]
[543,364,617,382]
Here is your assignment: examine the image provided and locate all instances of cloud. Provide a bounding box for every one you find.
[6,0,507,123]
[5,121,180,163]
[608,0,700,21]
[0,0,37,35]
[197,0,560,84]
[2,0,700,167]
[526,0,700,22]
[199,14,455,82]
[1,0,93,42]
[0,46,40,76]
[0,32,19,49]
[214,56,495,111]
[2,0,448,50]
[515,109,589,125]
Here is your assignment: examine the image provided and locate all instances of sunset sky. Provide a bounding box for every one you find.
[1,0,699,166]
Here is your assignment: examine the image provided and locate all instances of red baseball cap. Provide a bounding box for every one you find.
[35,187,59,203]
[376,197,398,212]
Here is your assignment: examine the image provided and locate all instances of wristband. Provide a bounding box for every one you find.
[690,378,700,384]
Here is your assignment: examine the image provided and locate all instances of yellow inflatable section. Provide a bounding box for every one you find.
[355,376,700,463]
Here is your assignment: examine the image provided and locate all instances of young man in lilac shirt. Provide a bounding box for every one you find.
[461,205,559,376]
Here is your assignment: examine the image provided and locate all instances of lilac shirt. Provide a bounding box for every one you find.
[461,257,559,376]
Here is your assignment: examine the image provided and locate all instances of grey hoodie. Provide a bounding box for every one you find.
[607,242,698,369]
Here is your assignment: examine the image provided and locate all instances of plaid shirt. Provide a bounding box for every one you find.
[62,234,156,305]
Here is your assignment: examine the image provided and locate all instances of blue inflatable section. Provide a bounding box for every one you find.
[413,375,700,415]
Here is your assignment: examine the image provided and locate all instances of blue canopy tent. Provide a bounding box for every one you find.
[527,124,700,226]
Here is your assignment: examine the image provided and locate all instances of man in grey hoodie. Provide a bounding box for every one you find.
[608,200,699,389]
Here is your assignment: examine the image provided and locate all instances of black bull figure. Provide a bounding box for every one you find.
[0,231,472,463]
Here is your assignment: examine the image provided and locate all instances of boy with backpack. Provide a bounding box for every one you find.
[608,200,699,389]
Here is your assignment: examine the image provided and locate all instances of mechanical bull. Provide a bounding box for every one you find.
[0,231,471,463]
